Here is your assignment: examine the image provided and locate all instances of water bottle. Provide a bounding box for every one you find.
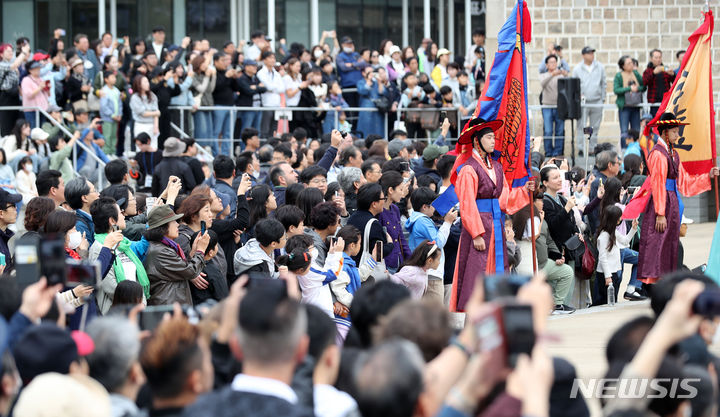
[607,282,616,306]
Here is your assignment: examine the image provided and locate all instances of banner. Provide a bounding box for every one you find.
[643,10,715,175]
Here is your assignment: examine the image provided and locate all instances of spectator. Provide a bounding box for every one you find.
[129,75,160,148]
[237,60,266,135]
[211,52,240,156]
[594,205,624,305]
[175,194,214,255]
[247,184,277,235]
[76,122,111,183]
[104,159,129,186]
[133,132,162,192]
[190,54,217,153]
[674,50,686,75]
[622,129,643,159]
[140,318,213,415]
[143,204,209,305]
[180,138,205,186]
[269,162,298,206]
[0,189,21,269]
[406,186,457,304]
[74,33,101,82]
[390,240,442,299]
[86,316,144,417]
[284,58,309,133]
[234,217,286,278]
[588,150,621,231]
[48,130,80,183]
[378,171,411,273]
[0,149,15,192]
[99,70,123,156]
[386,45,406,85]
[212,155,238,217]
[356,67,389,138]
[299,165,328,195]
[415,144,447,190]
[614,55,646,141]
[20,61,50,128]
[430,48,451,90]
[3,119,36,170]
[539,43,570,73]
[331,224,363,341]
[151,137,197,196]
[245,31,268,61]
[65,176,100,245]
[572,47,606,157]
[36,169,65,207]
[275,204,306,237]
[0,43,26,136]
[539,55,568,157]
[306,202,342,266]
[336,36,367,109]
[347,183,394,266]
[338,167,365,214]
[183,292,313,417]
[643,49,676,117]
[90,197,149,314]
[19,197,54,239]
[361,159,382,184]
[257,51,286,138]
[15,156,37,204]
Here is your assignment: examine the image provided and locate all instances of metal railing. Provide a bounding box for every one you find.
[0,106,107,186]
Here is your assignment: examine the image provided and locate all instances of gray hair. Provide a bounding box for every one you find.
[338,167,363,194]
[596,150,619,172]
[257,144,274,163]
[64,176,91,210]
[86,316,141,393]
[354,340,425,417]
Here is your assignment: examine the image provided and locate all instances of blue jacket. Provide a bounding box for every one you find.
[336,51,366,88]
[213,181,237,218]
[75,209,95,245]
[341,253,362,296]
[76,49,101,82]
[76,135,110,171]
[405,211,449,250]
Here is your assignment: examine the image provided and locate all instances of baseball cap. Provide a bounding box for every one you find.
[340,36,354,45]
[32,51,49,61]
[553,44,563,51]
[167,44,180,52]
[46,104,62,113]
[423,144,449,161]
[244,59,258,67]
[581,46,596,55]
[30,127,49,141]
[28,61,43,70]
[0,189,21,207]
[437,48,451,57]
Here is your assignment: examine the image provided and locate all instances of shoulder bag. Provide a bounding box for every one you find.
[358,218,390,282]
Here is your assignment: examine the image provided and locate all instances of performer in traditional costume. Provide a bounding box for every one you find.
[449,118,535,312]
[636,112,719,284]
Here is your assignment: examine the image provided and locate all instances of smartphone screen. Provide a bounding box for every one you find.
[200,220,206,234]
[375,241,383,261]
[66,259,100,287]
[483,274,532,301]
[139,305,175,331]
[440,110,447,120]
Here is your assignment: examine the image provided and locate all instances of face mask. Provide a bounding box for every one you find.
[342,47,353,54]
[314,50,323,59]
[252,169,260,179]
[67,230,83,249]
[23,164,32,172]
[309,248,319,261]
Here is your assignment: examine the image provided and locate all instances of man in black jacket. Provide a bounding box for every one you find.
[151,137,197,196]
[347,183,394,264]
[149,66,181,147]
[212,52,241,156]
[182,291,313,417]
[237,59,266,138]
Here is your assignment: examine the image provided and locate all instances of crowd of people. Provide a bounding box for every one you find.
[0,26,716,417]
[539,44,682,157]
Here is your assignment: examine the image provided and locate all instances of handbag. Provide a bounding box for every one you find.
[563,234,589,280]
[580,239,598,280]
[358,218,390,282]
[372,96,391,113]
[87,89,101,111]
[404,101,423,124]
[420,109,440,130]
[624,91,642,107]
[0,69,19,99]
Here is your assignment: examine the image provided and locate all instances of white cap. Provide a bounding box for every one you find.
[30,127,49,141]
[681,215,694,224]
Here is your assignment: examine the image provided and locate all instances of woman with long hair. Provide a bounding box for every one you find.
[129,75,160,148]
[620,154,646,188]
[21,196,55,238]
[3,119,39,171]
[15,155,37,204]
[594,205,625,305]
[283,58,308,132]
[190,54,216,153]
[390,240,442,300]
[297,187,324,225]
[378,171,411,272]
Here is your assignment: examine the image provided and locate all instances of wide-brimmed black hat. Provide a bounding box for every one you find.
[650,112,689,133]
[458,117,503,145]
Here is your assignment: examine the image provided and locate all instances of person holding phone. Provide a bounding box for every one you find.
[449,118,535,312]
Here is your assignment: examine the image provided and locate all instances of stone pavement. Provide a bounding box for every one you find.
[545,221,717,416]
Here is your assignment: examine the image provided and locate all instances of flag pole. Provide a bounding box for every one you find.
[528,190,538,274]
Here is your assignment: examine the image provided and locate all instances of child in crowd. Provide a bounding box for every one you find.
[405,187,457,304]
[308,68,328,103]
[276,236,345,319]
[99,70,122,156]
[390,240,442,299]
[234,218,286,280]
[623,129,642,158]
[505,217,521,273]
[595,205,625,305]
[323,81,349,134]
[331,225,363,343]
[399,73,425,138]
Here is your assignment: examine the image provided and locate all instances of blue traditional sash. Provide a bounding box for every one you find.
[476,198,505,274]
[665,179,684,221]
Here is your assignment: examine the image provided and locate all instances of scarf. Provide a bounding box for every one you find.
[162,236,187,261]
[96,233,150,299]
[65,247,81,260]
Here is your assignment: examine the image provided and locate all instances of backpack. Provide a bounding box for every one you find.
[580,231,599,279]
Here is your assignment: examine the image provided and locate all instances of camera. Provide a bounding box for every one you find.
[565,170,581,183]
[583,126,593,136]
[475,302,535,370]
[15,234,99,289]
[139,304,201,331]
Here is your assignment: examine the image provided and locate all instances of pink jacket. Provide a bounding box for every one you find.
[390,265,427,299]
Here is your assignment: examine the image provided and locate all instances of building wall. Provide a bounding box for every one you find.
[487,0,720,220]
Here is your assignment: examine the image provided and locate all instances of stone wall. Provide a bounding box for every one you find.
[486,0,720,220]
